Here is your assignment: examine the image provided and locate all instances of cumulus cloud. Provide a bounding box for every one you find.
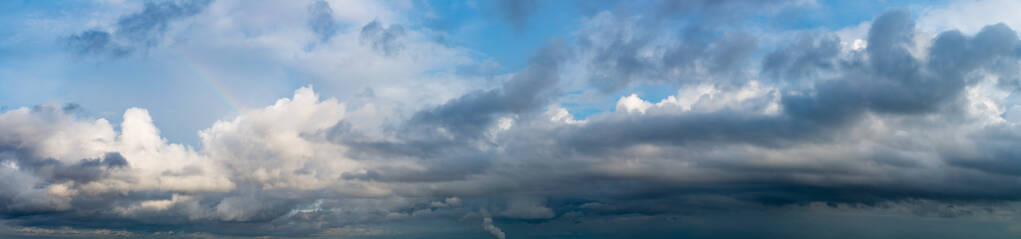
[0,104,233,208]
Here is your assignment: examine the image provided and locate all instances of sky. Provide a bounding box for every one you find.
[8,0,1021,238]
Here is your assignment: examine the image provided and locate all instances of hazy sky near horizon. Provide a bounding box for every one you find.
[7,0,1021,238]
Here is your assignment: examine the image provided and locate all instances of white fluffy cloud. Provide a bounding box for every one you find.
[0,105,233,197]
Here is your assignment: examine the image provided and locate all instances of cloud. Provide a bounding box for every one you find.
[6,226,134,238]
[500,198,555,219]
[360,19,406,56]
[41,152,129,184]
[64,0,211,57]
[496,0,539,31]
[0,162,72,213]
[410,42,566,139]
[573,12,759,91]
[0,104,233,216]
[307,0,338,42]
[762,33,842,82]
[64,30,132,57]
[481,215,506,239]
[566,0,815,92]
[116,0,211,47]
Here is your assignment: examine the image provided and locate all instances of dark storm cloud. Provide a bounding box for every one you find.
[64,0,211,57]
[434,10,1021,214]
[562,9,1021,163]
[320,11,1021,227]
[792,10,1020,118]
[307,0,337,42]
[360,20,406,56]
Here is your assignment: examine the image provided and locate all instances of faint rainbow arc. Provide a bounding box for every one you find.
[172,50,244,114]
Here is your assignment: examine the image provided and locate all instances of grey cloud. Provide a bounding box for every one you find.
[360,20,406,56]
[929,23,1021,87]
[0,145,128,214]
[481,215,506,239]
[64,0,211,57]
[212,194,299,223]
[579,14,761,91]
[867,10,918,80]
[848,11,1014,114]
[48,152,129,183]
[336,152,489,183]
[707,33,758,73]
[116,0,210,47]
[498,198,554,219]
[562,9,1021,172]
[99,152,129,168]
[410,42,566,139]
[775,9,1020,132]
[64,30,132,57]
[560,109,818,151]
[496,0,539,31]
[308,0,337,42]
[575,0,816,92]
[653,0,791,22]
[948,124,1021,176]
[762,32,842,82]
[0,166,67,214]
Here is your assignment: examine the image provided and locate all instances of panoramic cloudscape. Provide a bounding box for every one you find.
[6,0,1021,238]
